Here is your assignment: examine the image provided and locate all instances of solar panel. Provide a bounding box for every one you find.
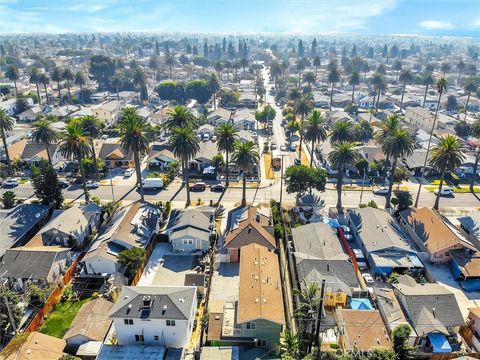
[140,309,151,318]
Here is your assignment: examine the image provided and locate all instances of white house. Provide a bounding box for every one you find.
[232,109,256,130]
[166,209,213,253]
[207,108,231,127]
[17,105,43,122]
[109,286,197,348]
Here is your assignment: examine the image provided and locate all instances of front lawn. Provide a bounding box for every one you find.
[39,297,91,338]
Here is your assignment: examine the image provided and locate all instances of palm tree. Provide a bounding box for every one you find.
[5,65,19,97]
[51,66,63,101]
[269,60,282,89]
[231,141,259,207]
[165,53,175,79]
[295,97,313,160]
[37,73,50,105]
[362,61,370,82]
[296,59,306,86]
[440,62,450,77]
[214,61,223,80]
[207,73,221,110]
[165,106,196,131]
[29,67,42,105]
[279,328,301,360]
[422,73,435,108]
[62,68,74,103]
[80,115,103,181]
[430,135,465,210]
[349,71,360,103]
[215,123,238,187]
[371,73,386,110]
[0,109,14,176]
[375,114,401,174]
[327,63,340,110]
[111,73,123,101]
[293,282,319,349]
[75,72,86,104]
[117,107,154,203]
[398,70,413,111]
[58,120,92,202]
[330,120,354,144]
[456,60,465,86]
[302,71,316,87]
[381,129,415,208]
[31,119,58,165]
[239,58,248,74]
[132,66,148,101]
[168,126,200,206]
[470,119,480,192]
[148,55,159,81]
[464,80,478,120]
[304,110,327,167]
[392,59,402,83]
[313,56,321,81]
[328,142,357,210]
[286,120,300,148]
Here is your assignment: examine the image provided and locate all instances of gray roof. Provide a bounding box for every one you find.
[98,345,166,360]
[170,227,210,242]
[194,142,218,162]
[21,142,58,160]
[40,206,89,237]
[109,286,196,320]
[349,207,415,254]
[374,288,410,330]
[0,204,49,257]
[167,209,211,233]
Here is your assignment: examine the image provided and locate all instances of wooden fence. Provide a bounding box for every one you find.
[129,234,158,286]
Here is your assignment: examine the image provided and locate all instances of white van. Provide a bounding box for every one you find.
[141,178,164,190]
[203,133,210,141]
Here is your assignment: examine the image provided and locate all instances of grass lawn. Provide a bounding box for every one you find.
[425,185,480,193]
[263,153,275,180]
[300,148,309,166]
[19,179,29,184]
[39,297,91,338]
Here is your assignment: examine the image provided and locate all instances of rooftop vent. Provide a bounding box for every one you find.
[143,296,151,307]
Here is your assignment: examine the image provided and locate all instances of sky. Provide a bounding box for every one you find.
[0,0,479,37]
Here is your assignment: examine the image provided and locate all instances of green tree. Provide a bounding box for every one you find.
[165,106,197,131]
[328,142,358,210]
[293,282,319,350]
[456,60,465,86]
[285,165,327,196]
[75,71,86,104]
[1,190,16,209]
[132,66,148,101]
[118,108,154,203]
[422,73,435,108]
[371,73,386,109]
[394,166,411,184]
[29,67,42,105]
[89,55,116,90]
[375,114,401,175]
[392,324,415,360]
[392,59,403,82]
[207,73,221,110]
[27,284,51,309]
[464,79,478,120]
[5,65,19,96]
[398,69,413,111]
[303,109,327,167]
[349,71,360,103]
[51,66,63,100]
[231,141,259,207]
[353,119,373,142]
[0,108,14,176]
[446,95,457,111]
[470,118,480,192]
[440,62,451,77]
[111,72,123,101]
[215,123,238,187]
[30,160,63,208]
[0,287,21,336]
[118,247,147,279]
[330,120,354,144]
[168,126,200,206]
[59,120,92,202]
[303,71,316,87]
[37,72,50,105]
[327,62,340,110]
[391,190,413,214]
[80,115,104,181]
[62,68,74,103]
[185,79,212,104]
[430,135,465,210]
[280,328,301,360]
[31,119,59,165]
[295,97,313,159]
[218,89,239,108]
[313,56,321,81]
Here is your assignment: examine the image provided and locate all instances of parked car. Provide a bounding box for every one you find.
[85,180,100,189]
[340,225,354,241]
[211,183,225,192]
[294,158,301,165]
[280,144,287,151]
[434,186,454,196]
[290,143,297,151]
[271,142,277,150]
[362,273,375,285]
[58,179,70,189]
[373,187,389,195]
[190,182,206,191]
[2,178,19,187]
[124,168,135,177]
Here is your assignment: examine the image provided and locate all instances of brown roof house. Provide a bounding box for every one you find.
[99,140,135,169]
[207,243,284,351]
[0,332,66,360]
[223,206,274,262]
[399,207,476,263]
[63,297,114,350]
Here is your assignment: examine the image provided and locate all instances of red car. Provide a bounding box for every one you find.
[190,182,206,191]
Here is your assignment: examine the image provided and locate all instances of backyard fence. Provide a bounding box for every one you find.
[129,234,158,286]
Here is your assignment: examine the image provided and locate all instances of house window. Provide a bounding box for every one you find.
[166,320,176,326]
[124,319,134,325]
[135,334,144,342]
[183,239,188,245]
[154,335,159,341]
[246,322,256,330]
[188,239,193,244]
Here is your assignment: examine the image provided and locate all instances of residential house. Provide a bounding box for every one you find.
[0,246,73,291]
[325,110,353,125]
[146,146,176,172]
[393,275,465,354]
[349,207,423,275]
[207,108,232,127]
[82,202,161,275]
[223,206,274,262]
[237,91,257,108]
[291,223,358,303]
[68,106,94,119]
[17,105,43,122]
[0,332,66,360]
[232,109,256,130]
[404,107,436,132]
[0,203,50,258]
[63,298,114,349]
[197,124,215,139]
[312,92,330,108]
[90,91,109,103]
[449,249,480,292]
[99,140,135,169]
[335,309,392,352]
[166,208,213,253]
[332,93,353,108]
[399,207,476,263]
[466,308,480,352]
[189,142,218,172]
[451,211,480,251]
[20,142,61,166]
[237,130,256,144]
[0,138,26,164]
[358,95,376,109]
[93,100,122,125]
[48,104,79,119]
[374,288,415,339]
[1,97,33,116]
[109,286,197,348]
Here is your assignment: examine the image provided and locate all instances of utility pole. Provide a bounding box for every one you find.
[314,278,326,358]
[279,154,286,207]
[359,172,366,206]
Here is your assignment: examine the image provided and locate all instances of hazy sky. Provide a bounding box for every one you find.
[0,0,479,37]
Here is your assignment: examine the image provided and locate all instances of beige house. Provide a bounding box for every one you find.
[404,107,436,132]
[93,100,122,125]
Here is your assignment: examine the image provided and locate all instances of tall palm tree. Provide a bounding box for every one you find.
[328,142,357,210]
[422,73,435,108]
[31,119,58,165]
[81,115,103,181]
[295,97,313,160]
[231,141,259,207]
[392,59,402,83]
[430,135,465,210]
[75,72,86,104]
[464,80,478,120]
[0,109,14,176]
[207,73,220,110]
[132,66,148,101]
[165,53,175,79]
[470,118,480,192]
[374,114,401,174]
[117,108,154,203]
[58,120,92,202]
[239,58,248,74]
[327,63,340,110]
[303,71,316,87]
[5,65,19,97]
[165,106,197,131]
[168,126,200,206]
[37,73,50,105]
[349,71,360,103]
[215,123,238,187]
[371,73,386,110]
[29,67,42,105]
[456,60,465,86]
[296,59,306,86]
[148,55,159,81]
[329,120,354,144]
[361,61,370,82]
[304,109,327,167]
[381,129,415,208]
[313,56,321,82]
[440,62,450,77]
[214,61,223,81]
[62,68,74,103]
[293,282,319,350]
[111,73,123,101]
[51,66,63,101]
[398,69,413,111]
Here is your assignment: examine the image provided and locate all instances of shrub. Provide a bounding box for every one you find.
[274,223,284,239]
[1,191,16,209]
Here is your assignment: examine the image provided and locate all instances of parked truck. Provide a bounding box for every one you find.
[141,178,164,190]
